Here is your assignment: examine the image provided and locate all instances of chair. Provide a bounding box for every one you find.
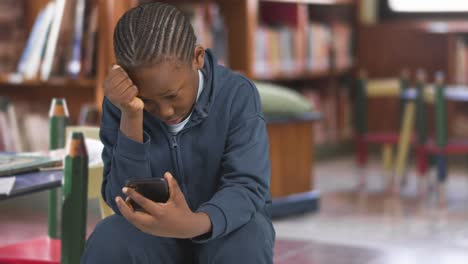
[0,132,90,263]
[392,70,427,194]
[421,73,468,203]
[0,126,112,264]
[354,70,411,190]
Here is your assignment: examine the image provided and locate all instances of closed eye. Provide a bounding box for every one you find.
[140,98,154,105]
[165,92,179,100]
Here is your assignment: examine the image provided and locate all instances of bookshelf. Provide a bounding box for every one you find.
[1,0,355,113]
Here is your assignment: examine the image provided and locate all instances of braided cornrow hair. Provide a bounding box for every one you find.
[114,2,197,69]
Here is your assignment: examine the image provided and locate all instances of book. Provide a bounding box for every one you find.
[177,3,227,65]
[0,153,61,177]
[0,176,15,196]
[0,0,25,73]
[331,22,353,70]
[6,100,23,152]
[23,113,49,152]
[0,97,23,152]
[17,5,47,76]
[68,0,86,78]
[307,22,331,72]
[23,2,56,80]
[40,0,67,81]
[81,4,98,77]
[0,103,10,151]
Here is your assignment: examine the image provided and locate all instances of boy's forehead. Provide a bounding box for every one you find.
[133,63,186,96]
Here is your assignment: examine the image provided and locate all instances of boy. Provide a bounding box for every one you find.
[82,2,274,263]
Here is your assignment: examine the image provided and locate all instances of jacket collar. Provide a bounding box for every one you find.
[186,49,216,127]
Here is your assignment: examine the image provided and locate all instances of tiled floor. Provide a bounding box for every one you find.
[2,156,468,263]
[274,157,468,263]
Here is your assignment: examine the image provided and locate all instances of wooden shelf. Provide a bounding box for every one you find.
[0,74,96,89]
[376,20,468,34]
[415,20,468,34]
[254,66,353,81]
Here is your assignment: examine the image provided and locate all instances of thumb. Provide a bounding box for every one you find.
[165,172,181,201]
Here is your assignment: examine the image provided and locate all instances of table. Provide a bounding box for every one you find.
[0,170,62,201]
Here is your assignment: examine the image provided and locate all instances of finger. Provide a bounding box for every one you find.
[116,196,155,233]
[121,84,139,104]
[116,196,137,221]
[125,196,134,210]
[112,74,133,93]
[104,72,131,98]
[108,66,130,84]
[123,187,163,215]
[164,172,181,201]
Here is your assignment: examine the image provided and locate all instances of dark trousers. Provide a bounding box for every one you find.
[81,212,275,263]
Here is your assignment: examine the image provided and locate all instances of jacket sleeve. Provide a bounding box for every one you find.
[100,97,153,214]
[194,79,271,242]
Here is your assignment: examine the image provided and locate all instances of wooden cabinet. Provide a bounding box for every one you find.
[268,120,315,197]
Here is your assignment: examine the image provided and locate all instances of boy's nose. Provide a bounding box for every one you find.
[159,104,175,120]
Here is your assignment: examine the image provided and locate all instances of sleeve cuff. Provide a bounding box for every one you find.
[192,203,227,243]
[115,130,151,161]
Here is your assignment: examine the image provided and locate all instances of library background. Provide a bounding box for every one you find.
[1,0,468,263]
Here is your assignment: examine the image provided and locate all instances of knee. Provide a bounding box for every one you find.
[202,213,275,263]
[81,215,135,263]
[225,213,275,253]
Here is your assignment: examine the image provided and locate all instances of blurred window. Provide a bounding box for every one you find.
[389,0,468,12]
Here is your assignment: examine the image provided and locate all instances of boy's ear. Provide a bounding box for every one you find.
[192,46,205,70]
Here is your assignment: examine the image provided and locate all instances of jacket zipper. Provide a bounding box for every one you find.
[170,134,189,202]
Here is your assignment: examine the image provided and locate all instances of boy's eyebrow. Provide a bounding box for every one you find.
[159,85,182,96]
[158,89,173,96]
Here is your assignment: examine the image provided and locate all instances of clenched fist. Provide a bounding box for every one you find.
[104,65,144,113]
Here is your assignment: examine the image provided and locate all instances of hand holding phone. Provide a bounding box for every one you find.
[125,177,169,212]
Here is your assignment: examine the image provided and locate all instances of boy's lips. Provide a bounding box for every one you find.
[165,117,183,125]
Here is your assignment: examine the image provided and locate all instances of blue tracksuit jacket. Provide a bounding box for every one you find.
[100,49,272,242]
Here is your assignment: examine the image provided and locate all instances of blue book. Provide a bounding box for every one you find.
[68,0,86,78]
[0,153,61,177]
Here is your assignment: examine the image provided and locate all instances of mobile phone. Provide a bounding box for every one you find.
[124,178,169,211]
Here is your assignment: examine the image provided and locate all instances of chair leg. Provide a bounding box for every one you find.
[436,154,448,207]
[356,137,368,167]
[416,145,429,197]
[356,137,367,190]
[382,144,394,191]
[436,154,447,183]
[393,101,415,194]
[382,144,393,171]
[416,146,428,176]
